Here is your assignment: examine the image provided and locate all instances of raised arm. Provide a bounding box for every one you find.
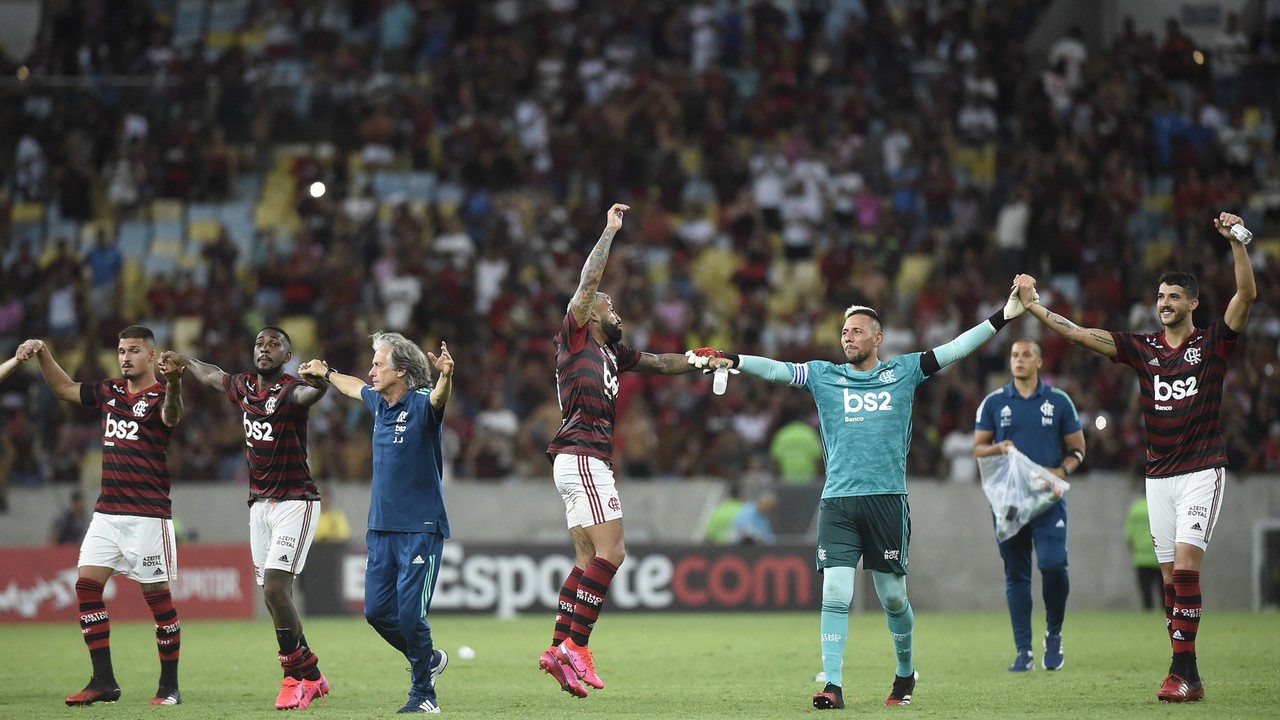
[1015,275,1118,359]
[568,203,630,327]
[426,341,453,410]
[0,353,24,384]
[159,351,227,390]
[19,339,82,403]
[1213,211,1257,333]
[919,287,1027,375]
[299,359,365,401]
[158,353,186,428]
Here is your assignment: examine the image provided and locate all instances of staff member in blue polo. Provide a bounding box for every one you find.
[973,339,1086,672]
[300,333,454,714]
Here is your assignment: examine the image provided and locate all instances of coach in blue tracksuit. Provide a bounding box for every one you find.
[973,339,1086,673]
[300,332,454,714]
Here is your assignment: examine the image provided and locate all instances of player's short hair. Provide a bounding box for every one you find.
[1012,339,1042,357]
[118,325,156,344]
[260,326,292,349]
[370,331,433,390]
[843,305,882,332]
[1158,271,1199,299]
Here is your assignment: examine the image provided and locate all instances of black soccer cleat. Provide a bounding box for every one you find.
[65,677,122,706]
[812,682,844,709]
[885,670,918,706]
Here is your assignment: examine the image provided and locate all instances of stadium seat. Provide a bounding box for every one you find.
[116,221,151,258]
[1143,242,1176,270]
[279,316,319,358]
[171,316,203,355]
[150,199,185,223]
[11,202,44,223]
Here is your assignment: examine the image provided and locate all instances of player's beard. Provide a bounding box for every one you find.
[844,346,871,365]
[1158,307,1185,327]
[257,356,286,380]
[603,320,623,344]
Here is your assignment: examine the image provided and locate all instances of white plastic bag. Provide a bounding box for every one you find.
[977,446,1070,542]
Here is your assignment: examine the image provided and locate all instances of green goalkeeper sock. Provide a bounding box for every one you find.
[820,567,854,688]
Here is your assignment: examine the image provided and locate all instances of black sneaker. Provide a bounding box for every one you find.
[65,677,121,706]
[885,670,918,706]
[812,682,844,709]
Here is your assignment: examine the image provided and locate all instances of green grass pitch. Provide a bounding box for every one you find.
[2,610,1278,718]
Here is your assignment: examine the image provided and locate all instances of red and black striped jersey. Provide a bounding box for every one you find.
[82,379,175,518]
[223,373,319,505]
[1111,319,1239,478]
[547,311,641,464]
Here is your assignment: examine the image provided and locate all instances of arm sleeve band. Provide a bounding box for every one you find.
[739,355,807,386]
[930,319,997,369]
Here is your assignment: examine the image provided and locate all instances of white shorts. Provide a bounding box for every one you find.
[249,498,318,585]
[79,513,179,583]
[1146,468,1226,563]
[553,454,623,529]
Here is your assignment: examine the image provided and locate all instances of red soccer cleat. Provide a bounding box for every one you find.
[1158,673,1192,703]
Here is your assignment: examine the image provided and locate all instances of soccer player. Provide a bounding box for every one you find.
[1012,210,1257,703]
[19,328,186,706]
[539,203,704,699]
[298,333,452,714]
[973,340,1086,671]
[691,289,1029,709]
[160,327,331,710]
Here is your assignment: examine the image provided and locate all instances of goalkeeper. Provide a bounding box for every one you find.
[973,340,1086,672]
[690,285,1030,710]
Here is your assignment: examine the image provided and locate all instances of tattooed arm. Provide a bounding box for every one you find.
[568,203,630,328]
[633,352,702,375]
[1014,274,1117,359]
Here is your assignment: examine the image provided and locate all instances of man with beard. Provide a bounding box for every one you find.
[538,203,704,699]
[1012,211,1257,704]
[690,286,1030,710]
[161,328,331,710]
[21,327,187,706]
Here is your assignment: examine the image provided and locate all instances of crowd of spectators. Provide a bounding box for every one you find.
[3,0,1280,509]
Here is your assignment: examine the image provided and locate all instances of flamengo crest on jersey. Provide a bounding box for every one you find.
[224,373,319,504]
[89,379,175,518]
[796,354,927,498]
[1111,319,1238,478]
[547,311,641,464]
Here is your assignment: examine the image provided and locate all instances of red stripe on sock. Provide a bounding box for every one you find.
[553,566,585,647]
[77,578,111,652]
[1171,570,1201,655]
[569,557,618,646]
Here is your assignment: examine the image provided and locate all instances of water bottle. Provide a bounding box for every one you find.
[712,366,729,395]
[1230,223,1252,245]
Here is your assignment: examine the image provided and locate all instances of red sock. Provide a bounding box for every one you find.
[1171,570,1201,655]
[1163,582,1176,644]
[568,557,618,647]
[552,566,585,647]
[144,590,181,662]
[77,579,110,653]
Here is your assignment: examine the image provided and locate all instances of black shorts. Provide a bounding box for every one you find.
[815,494,911,575]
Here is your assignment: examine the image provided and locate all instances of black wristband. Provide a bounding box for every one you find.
[987,307,1010,332]
[324,366,335,383]
[725,353,741,368]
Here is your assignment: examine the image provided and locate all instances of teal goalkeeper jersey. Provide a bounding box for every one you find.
[741,353,927,498]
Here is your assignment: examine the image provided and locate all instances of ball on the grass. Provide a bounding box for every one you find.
[457,645,476,660]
